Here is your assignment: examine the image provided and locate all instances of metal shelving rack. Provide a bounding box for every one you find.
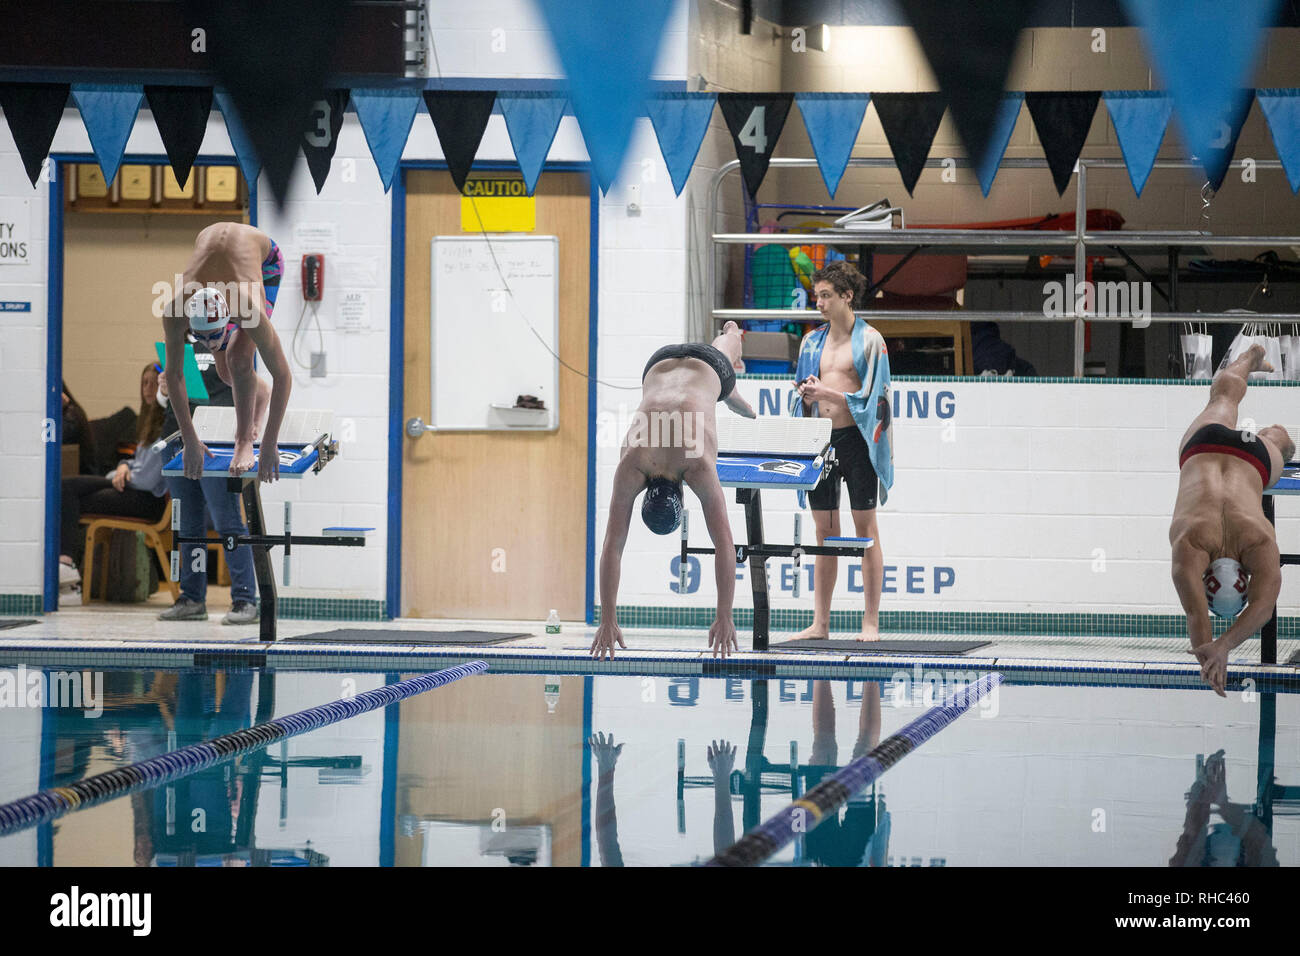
[708,156,1300,377]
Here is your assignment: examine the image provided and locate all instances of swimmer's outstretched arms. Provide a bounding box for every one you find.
[162,224,290,484]
[1169,344,1293,695]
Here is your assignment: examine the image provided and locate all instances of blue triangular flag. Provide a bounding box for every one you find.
[1258,89,1300,194]
[1103,91,1172,196]
[644,92,715,196]
[973,93,1022,196]
[498,92,568,195]
[1121,0,1279,176]
[534,0,674,191]
[351,87,420,192]
[70,84,143,186]
[214,90,261,191]
[1194,89,1254,190]
[796,93,869,198]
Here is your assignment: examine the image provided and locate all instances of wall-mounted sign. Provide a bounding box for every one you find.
[0,198,31,265]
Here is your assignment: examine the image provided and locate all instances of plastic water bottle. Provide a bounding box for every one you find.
[545,609,561,634]
[543,678,561,714]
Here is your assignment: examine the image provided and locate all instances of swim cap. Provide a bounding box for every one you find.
[186,288,234,350]
[1203,558,1248,618]
[641,477,683,535]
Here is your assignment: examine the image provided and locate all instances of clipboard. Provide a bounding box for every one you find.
[154,342,209,401]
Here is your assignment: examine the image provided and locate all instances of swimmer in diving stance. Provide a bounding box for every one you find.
[593,321,756,660]
[1170,344,1295,695]
[162,223,289,482]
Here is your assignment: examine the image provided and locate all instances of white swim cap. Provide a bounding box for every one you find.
[1203,558,1248,619]
[186,287,231,333]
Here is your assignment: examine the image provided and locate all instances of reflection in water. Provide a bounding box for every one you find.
[4,672,1297,866]
[1171,749,1278,867]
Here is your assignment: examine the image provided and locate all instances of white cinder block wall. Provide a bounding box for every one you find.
[610,378,1300,617]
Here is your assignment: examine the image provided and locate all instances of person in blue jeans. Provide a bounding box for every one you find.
[156,336,263,625]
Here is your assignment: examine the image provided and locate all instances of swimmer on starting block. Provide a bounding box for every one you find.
[592,321,756,660]
[1170,344,1296,695]
[162,223,290,483]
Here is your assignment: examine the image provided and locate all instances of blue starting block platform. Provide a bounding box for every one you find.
[161,407,362,642]
[1262,463,1300,664]
[682,416,875,651]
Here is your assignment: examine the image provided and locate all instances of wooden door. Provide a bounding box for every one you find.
[401,170,590,619]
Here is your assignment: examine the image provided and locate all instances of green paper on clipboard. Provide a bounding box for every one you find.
[154,342,209,401]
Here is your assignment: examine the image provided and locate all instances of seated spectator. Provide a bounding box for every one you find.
[59,362,169,595]
[61,382,97,475]
[971,322,1038,376]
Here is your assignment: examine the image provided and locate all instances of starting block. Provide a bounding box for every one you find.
[1262,463,1300,664]
[162,407,366,641]
[682,416,875,651]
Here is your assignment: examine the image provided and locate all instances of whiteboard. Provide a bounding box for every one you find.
[430,236,559,431]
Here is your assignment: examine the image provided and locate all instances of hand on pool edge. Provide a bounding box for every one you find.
[709,615,738,659]
[590,620,625,660]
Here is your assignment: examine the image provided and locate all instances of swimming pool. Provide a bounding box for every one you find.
[2,664,1295,867]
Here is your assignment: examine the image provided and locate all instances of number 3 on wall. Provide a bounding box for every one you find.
[305,100,332,147]
[739,106,767,154]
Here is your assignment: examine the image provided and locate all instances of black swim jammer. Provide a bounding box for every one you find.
[1178,422,1275,487]
[642,343,736,400]
[808,425,879,511]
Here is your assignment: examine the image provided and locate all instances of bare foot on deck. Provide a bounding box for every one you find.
[794,623,830,640]
[856,622,881,642]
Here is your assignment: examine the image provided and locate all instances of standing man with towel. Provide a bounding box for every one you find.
[791,261,894,641]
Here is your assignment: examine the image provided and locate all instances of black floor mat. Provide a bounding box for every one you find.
[283,628,529,646]
[771,638,991,655]
[0,619,37,631]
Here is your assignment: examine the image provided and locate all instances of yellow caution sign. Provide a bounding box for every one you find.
[460,176,535,232]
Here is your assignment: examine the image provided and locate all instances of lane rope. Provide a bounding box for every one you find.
[0,661,489,836]
[706,671,1003,867]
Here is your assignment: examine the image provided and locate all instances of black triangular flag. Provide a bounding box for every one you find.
[183,0,350,204]
[872,92,946,196]
[144,86,213,190]
[423,91,496,193]
[1025,91,1100,195]
[302,89,349,194]
[897,0,1035,174]
[0,83,69,186]
[717,93,793,198]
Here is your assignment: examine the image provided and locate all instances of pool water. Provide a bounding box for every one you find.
[0,667,1295,866]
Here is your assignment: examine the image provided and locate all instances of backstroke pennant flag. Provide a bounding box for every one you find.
[1121,0,1280,188]
[1196,89,1255,191]
[0,83,70,186]
[182,0,351,205]
[1025,91,1100,196]
[533,0,675,191]
[871,92,946,196]
[71,83,143,186]
[718,93,794,198]
[796,93,870,198]
[1257,89,1300,193]
[973,92,1023,197]
[351,87,421,193]
[896,0,1036,178]
[1102,91,1171,197]
[422,90,496,194]
[301,89,349,194]
[213,90,260,191]
[645,91,716,196]
[498,92,568,195]
[144,85,213,190]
